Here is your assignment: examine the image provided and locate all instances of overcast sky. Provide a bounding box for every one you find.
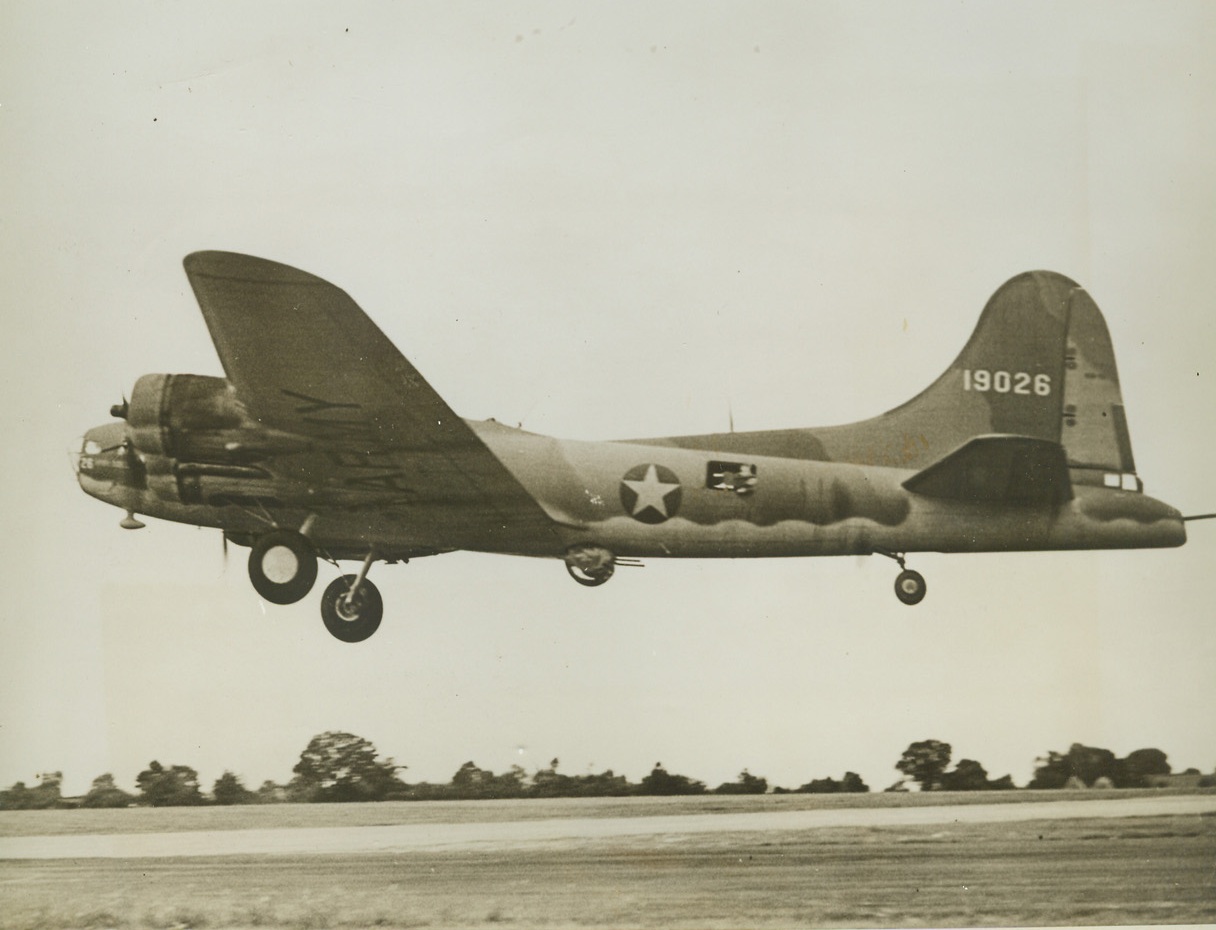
[2,1,1214,796]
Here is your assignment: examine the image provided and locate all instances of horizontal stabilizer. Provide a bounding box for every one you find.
[902,435,1073,505]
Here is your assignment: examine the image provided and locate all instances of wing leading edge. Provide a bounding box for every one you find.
[183,251,561,550]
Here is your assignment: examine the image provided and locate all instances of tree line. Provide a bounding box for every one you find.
[1,733,1208,809]
[891,739,1209,792]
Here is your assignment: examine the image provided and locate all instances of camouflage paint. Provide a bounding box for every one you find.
[76,262,1186,567]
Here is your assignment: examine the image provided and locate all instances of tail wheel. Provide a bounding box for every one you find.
[248,530,317,605]
[321,575,383,643]
[894,569,927,606]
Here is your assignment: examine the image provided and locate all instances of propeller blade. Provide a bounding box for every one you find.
[111,388,130,420]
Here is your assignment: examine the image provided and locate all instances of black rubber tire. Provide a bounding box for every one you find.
[320,575,384,643]
[565,561,615,587]
[248,530,318,605]
[894,569,927,606]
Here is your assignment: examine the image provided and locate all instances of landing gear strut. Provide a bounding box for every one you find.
[248,529,318,604]
[874,549,926,606]
[320,551,383,643]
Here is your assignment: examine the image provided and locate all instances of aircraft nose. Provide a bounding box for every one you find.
[79,422,126,459]
[76,422,131,496]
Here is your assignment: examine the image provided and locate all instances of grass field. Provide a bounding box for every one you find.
[0,787,1207,837]
[2,793,1213,929]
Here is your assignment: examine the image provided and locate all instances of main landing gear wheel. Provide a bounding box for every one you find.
[566,561,615,587]
[248,530,318,605]
[894,569,927,606]
[564,545,617,587]
[321,575,384,643]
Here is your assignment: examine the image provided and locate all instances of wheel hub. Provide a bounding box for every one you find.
[335,592,363,622]
[262,545,300,584]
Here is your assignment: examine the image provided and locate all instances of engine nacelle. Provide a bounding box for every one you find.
[124,373,308,463]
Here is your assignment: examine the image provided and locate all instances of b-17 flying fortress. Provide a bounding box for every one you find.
[77,252,1202,642]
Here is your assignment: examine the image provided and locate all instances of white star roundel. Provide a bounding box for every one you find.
[619,464,682,524]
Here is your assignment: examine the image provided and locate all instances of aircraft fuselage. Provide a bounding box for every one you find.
[80,416,1186,563]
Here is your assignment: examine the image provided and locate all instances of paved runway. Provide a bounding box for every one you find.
[2,793,1212,860]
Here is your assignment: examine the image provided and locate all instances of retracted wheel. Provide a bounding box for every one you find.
[566,561,615,587]
[321,575,384,643]
[564,544,616,587]
[894,569,927,606]
[248,530,318,605]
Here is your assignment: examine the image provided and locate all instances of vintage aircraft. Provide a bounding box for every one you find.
[77,251,1198,642]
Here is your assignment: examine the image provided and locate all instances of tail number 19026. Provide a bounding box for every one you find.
[962,369,1051,396]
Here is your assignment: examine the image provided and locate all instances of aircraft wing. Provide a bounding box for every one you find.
[902,434,1073,505]
[183,251,561,548]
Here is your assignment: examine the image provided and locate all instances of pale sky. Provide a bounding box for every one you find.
[2,1,1214,796]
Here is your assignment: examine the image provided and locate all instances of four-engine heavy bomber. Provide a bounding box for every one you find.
[77,252,1197,642]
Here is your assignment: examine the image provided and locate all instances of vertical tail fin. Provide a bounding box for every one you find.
[812,271,1138,479]
[651,271,1139,482]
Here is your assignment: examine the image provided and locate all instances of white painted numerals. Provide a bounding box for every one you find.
[962,369,1051,396]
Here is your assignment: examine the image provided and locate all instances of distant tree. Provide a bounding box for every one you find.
[713,770,768,795]
[1066,744,1116,787]
[571,769,633,797]
[797,777,842,794]
[638,763,706,796]
[255,780,288,804]
[1028,750,1070,789]
[530,758,572,798]
[791,772,868,794]
[451,761,494,794]
[1115,748,1170,788]
[448,761,526,799]
[0,772,64,810]
[987,774,1016,790]
[840,772,870,793]
[82,773,135,809]
[940,759,991,791]
[292,731,404,802]
[212,771,255,805]
[136,762,203,806]
[1031,744,1132,789]
[0,782,32,810]
[896,740,952,790]
[533,761,633,799]
[528,759,632,798]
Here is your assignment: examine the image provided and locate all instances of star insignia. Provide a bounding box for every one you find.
[619,464,682,524]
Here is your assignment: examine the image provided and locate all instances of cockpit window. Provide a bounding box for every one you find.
[83,439,102,455]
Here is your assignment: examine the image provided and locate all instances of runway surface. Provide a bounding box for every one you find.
[2,792,1212,860]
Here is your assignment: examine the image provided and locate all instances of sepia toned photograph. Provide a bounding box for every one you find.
[2,2,1214,928]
